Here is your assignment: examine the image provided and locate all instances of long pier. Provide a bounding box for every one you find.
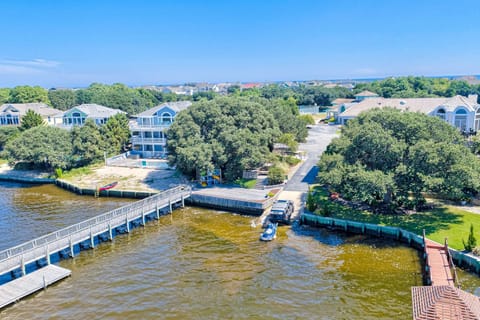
[0,185,191,289]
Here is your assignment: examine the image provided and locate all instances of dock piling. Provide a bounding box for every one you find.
[46,246,50,265]
[21,256,25,276]
[90,230,95,248]
[69,238,74,257]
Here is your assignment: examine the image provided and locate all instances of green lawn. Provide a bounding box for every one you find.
[311,186,480,250]
[234,178,257,189]
[0,158,7,165]
[59,164,98,179]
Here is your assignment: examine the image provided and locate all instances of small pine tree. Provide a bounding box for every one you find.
[306,190,317,212]
[19,110,44,131]
[463,224,477,251]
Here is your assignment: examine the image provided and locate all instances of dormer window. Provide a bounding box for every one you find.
[161,112,172,124]
[436,108,446,120]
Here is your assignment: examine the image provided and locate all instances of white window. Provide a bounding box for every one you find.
[475,108,480,131]
[436,108,446,121]
[161,112,172,124]
[454,109,467,130]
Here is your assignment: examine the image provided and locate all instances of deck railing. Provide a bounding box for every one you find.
[0,185,191,275]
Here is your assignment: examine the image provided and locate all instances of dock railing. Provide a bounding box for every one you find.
[0,185,191,276]
[445,238,460,287]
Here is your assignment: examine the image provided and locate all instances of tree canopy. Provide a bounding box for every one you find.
[9,86,50,104]
[19,110,44,131]
[354,76,480,100]
[318,108,480,211]
[167,97,281,180]
[4,126,73,170]
[3,113,130,171]
[48,89,77,111]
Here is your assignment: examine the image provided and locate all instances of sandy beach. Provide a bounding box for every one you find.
[0,163,186,192]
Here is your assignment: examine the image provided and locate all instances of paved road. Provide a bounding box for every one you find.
[283,124,339,192]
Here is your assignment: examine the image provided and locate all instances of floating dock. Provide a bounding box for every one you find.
[0,264,71,309]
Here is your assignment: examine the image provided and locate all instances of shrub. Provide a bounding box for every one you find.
[463,224,477,251]
[55,168,63,178]
[285,155,301,166]
[268,165,286,185]
[234,178,256,189]
[306,190,317,212]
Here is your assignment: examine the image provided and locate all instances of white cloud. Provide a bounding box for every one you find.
[0,58,61,75]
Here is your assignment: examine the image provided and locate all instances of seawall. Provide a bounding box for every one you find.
[55,179,157,199]
[301,213,480,277]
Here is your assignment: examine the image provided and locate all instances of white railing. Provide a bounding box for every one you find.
[0,185,191,275]
[131,137,167,144]
[129,123,171,131]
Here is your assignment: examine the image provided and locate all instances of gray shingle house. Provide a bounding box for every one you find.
[336,94,480,132]
[61,104,125,127]
[129,101,192,158]
[0,103,62,126]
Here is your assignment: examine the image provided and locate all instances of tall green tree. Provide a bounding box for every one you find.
[167,97,280,180]
[4,126,72,170]
[318,108,480,210]
[0,88,10,103]
[101,113,130,156]
[48,89,77,110]
[19,110,44,131]
[0,126,19,151]
[9,86,50,104]
[71,119,105,166]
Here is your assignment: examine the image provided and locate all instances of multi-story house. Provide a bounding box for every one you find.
[0,103,62,126]
[61,104,125,127]
[130,101,192,158]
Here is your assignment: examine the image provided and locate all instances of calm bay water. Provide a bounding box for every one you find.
[1,181,480,319]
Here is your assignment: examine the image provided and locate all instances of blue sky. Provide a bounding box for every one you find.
[0,0,479,87]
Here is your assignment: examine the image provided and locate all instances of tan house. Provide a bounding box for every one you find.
[0,103,62,126]
[337,94,480,132]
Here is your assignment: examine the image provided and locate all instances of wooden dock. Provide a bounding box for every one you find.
[0,264,71,309]
[424,238,456,287]
[0,185,191,280]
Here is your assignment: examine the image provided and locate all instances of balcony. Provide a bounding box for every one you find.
[131,137,167,145]
[129,122,172,131]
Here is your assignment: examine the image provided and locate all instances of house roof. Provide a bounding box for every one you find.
[67,104,126,118]
[332,98,355,105]
[339,95,478,118]
[354,90,379,97]
[241,83,262,89]
[411,285,480,320]
[134,101,192,117]
[0,103,61,117]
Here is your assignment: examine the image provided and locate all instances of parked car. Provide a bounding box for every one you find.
[268,199,294,225]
